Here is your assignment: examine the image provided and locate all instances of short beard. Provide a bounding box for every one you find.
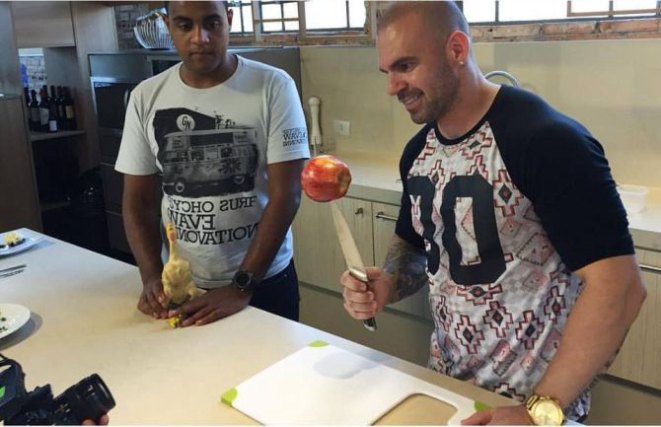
[413,62,459,124]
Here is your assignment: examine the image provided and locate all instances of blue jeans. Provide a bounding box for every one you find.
[249,259,300,321]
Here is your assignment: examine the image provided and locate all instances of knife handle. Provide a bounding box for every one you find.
[349,268,378,332]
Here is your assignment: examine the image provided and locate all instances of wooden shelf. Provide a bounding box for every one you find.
[30,130,86,142]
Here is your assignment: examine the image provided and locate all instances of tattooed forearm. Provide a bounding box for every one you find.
[383,235,428,303]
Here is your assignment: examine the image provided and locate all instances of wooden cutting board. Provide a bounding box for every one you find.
[222,340,484,425]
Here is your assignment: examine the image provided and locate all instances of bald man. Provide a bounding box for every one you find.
[340,2,645,425]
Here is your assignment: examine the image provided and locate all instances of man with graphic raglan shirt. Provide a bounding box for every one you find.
[116,1,309,326]
[340,2,646,425]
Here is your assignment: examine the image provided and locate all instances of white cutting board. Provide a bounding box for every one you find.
[222,340,484,425]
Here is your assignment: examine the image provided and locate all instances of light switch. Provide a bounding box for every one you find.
[333,120,351,137]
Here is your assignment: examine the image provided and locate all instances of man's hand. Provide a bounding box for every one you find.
[461,405,532,425]
[167,286,251,327]
[82,414,110,425]
[137,280,168,319]
[340,267,394,320]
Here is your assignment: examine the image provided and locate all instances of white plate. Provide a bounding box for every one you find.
[0,232,43,257]
[0,303,31,340]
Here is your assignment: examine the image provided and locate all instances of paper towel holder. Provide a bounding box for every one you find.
[308,96,323,155]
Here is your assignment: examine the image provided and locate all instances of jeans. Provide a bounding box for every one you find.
[249,259,300,321]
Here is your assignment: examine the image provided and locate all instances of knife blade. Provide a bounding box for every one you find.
[0,264,26,274]
[330,200,377,332]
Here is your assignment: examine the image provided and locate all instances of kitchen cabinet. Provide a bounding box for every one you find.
[293,195,430,319]
[0,97,42,232]
[293,195,433,365]
[12,2,75,48]
[607,247,661,390]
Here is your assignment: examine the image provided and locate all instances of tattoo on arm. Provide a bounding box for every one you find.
[383,236,428,303]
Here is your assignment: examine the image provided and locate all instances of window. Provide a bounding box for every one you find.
[229,1,254,34]
[228,1,371,43]
[305,0,367,31]
[462,0,661,24]
[258,0,299,33]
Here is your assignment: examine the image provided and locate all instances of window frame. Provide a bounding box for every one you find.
[228,1,374,46]
[463,1,661,25]
[227,1,661,46]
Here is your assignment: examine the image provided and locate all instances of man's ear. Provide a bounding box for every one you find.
[226,7,234,29]
[445,30,471,67]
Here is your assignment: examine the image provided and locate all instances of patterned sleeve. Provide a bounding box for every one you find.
[265,73,310,164]
[115,89,159,175]
[395,126,429,250]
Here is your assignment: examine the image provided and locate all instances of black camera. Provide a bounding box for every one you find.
[0,354,116,425]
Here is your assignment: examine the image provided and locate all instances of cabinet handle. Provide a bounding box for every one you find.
[354,208,364,215]
[640,263,661,274]
[375,212,398,222]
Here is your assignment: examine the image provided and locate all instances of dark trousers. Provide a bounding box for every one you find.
[249,259,300,321]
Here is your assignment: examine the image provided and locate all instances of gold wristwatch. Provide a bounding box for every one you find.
[524,394,564,426]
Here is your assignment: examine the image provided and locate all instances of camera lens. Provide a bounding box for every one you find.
[52,374,116,425]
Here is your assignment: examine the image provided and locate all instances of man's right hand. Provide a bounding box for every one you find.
[137,279,168,319]
[340,267,394,320]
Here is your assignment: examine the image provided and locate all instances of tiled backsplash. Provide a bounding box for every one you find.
[19,52,46,93]
[114,4,148,51]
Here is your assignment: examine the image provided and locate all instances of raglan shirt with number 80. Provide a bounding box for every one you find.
[395,86,633,420]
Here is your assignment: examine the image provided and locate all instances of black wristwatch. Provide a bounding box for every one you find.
[231,270,256,292]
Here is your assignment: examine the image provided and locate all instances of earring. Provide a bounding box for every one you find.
[459,61,465,66]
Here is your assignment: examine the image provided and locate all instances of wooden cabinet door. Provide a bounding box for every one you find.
[373,202,431,320]
[12,2,75,48]
[607,248,661,390]
[293,196,373,293]
[0,98,42,231]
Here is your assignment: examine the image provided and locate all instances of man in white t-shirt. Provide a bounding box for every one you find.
[115,1,310,327]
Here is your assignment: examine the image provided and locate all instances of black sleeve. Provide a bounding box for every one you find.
[505,119,634,271]
[395,126,429,250]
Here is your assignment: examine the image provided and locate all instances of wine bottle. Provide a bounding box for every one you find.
[57,86,66,130]
[49,85,59,132]
[39,88,50,132]
[23,87,32,130]
[29,89,40,132]
[64,87,77,130]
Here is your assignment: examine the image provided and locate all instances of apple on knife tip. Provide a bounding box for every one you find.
[301,155,378,332]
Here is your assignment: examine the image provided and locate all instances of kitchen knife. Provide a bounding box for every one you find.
[0,264,26,274]
[330,200,377,332]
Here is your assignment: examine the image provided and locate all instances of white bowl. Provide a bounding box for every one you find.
[617,184,648,214]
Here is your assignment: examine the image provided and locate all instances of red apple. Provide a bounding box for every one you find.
[301,155,352,202]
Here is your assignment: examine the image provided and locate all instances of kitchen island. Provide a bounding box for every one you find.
[0,229,512,425]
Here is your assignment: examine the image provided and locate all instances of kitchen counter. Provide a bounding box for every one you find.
[0,229,512,425]
[335,150,661,250]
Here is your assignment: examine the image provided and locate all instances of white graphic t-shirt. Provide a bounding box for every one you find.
[116,56,310,288]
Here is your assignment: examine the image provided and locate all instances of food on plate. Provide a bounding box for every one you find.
[301,155,352,202]
[0,311,8,333]
[3,232,26,248]
[162,222,201,328]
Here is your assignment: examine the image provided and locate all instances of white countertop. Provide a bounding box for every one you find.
[333,150,661,249]
[0,229,511,425]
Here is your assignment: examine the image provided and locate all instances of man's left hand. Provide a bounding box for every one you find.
[461,405,532,425]
[168,287,251,327]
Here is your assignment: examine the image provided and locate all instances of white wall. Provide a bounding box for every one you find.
[301,38,661,188]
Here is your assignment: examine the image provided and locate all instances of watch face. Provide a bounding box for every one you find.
[532,400,564,426]
[234,271,253,289]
